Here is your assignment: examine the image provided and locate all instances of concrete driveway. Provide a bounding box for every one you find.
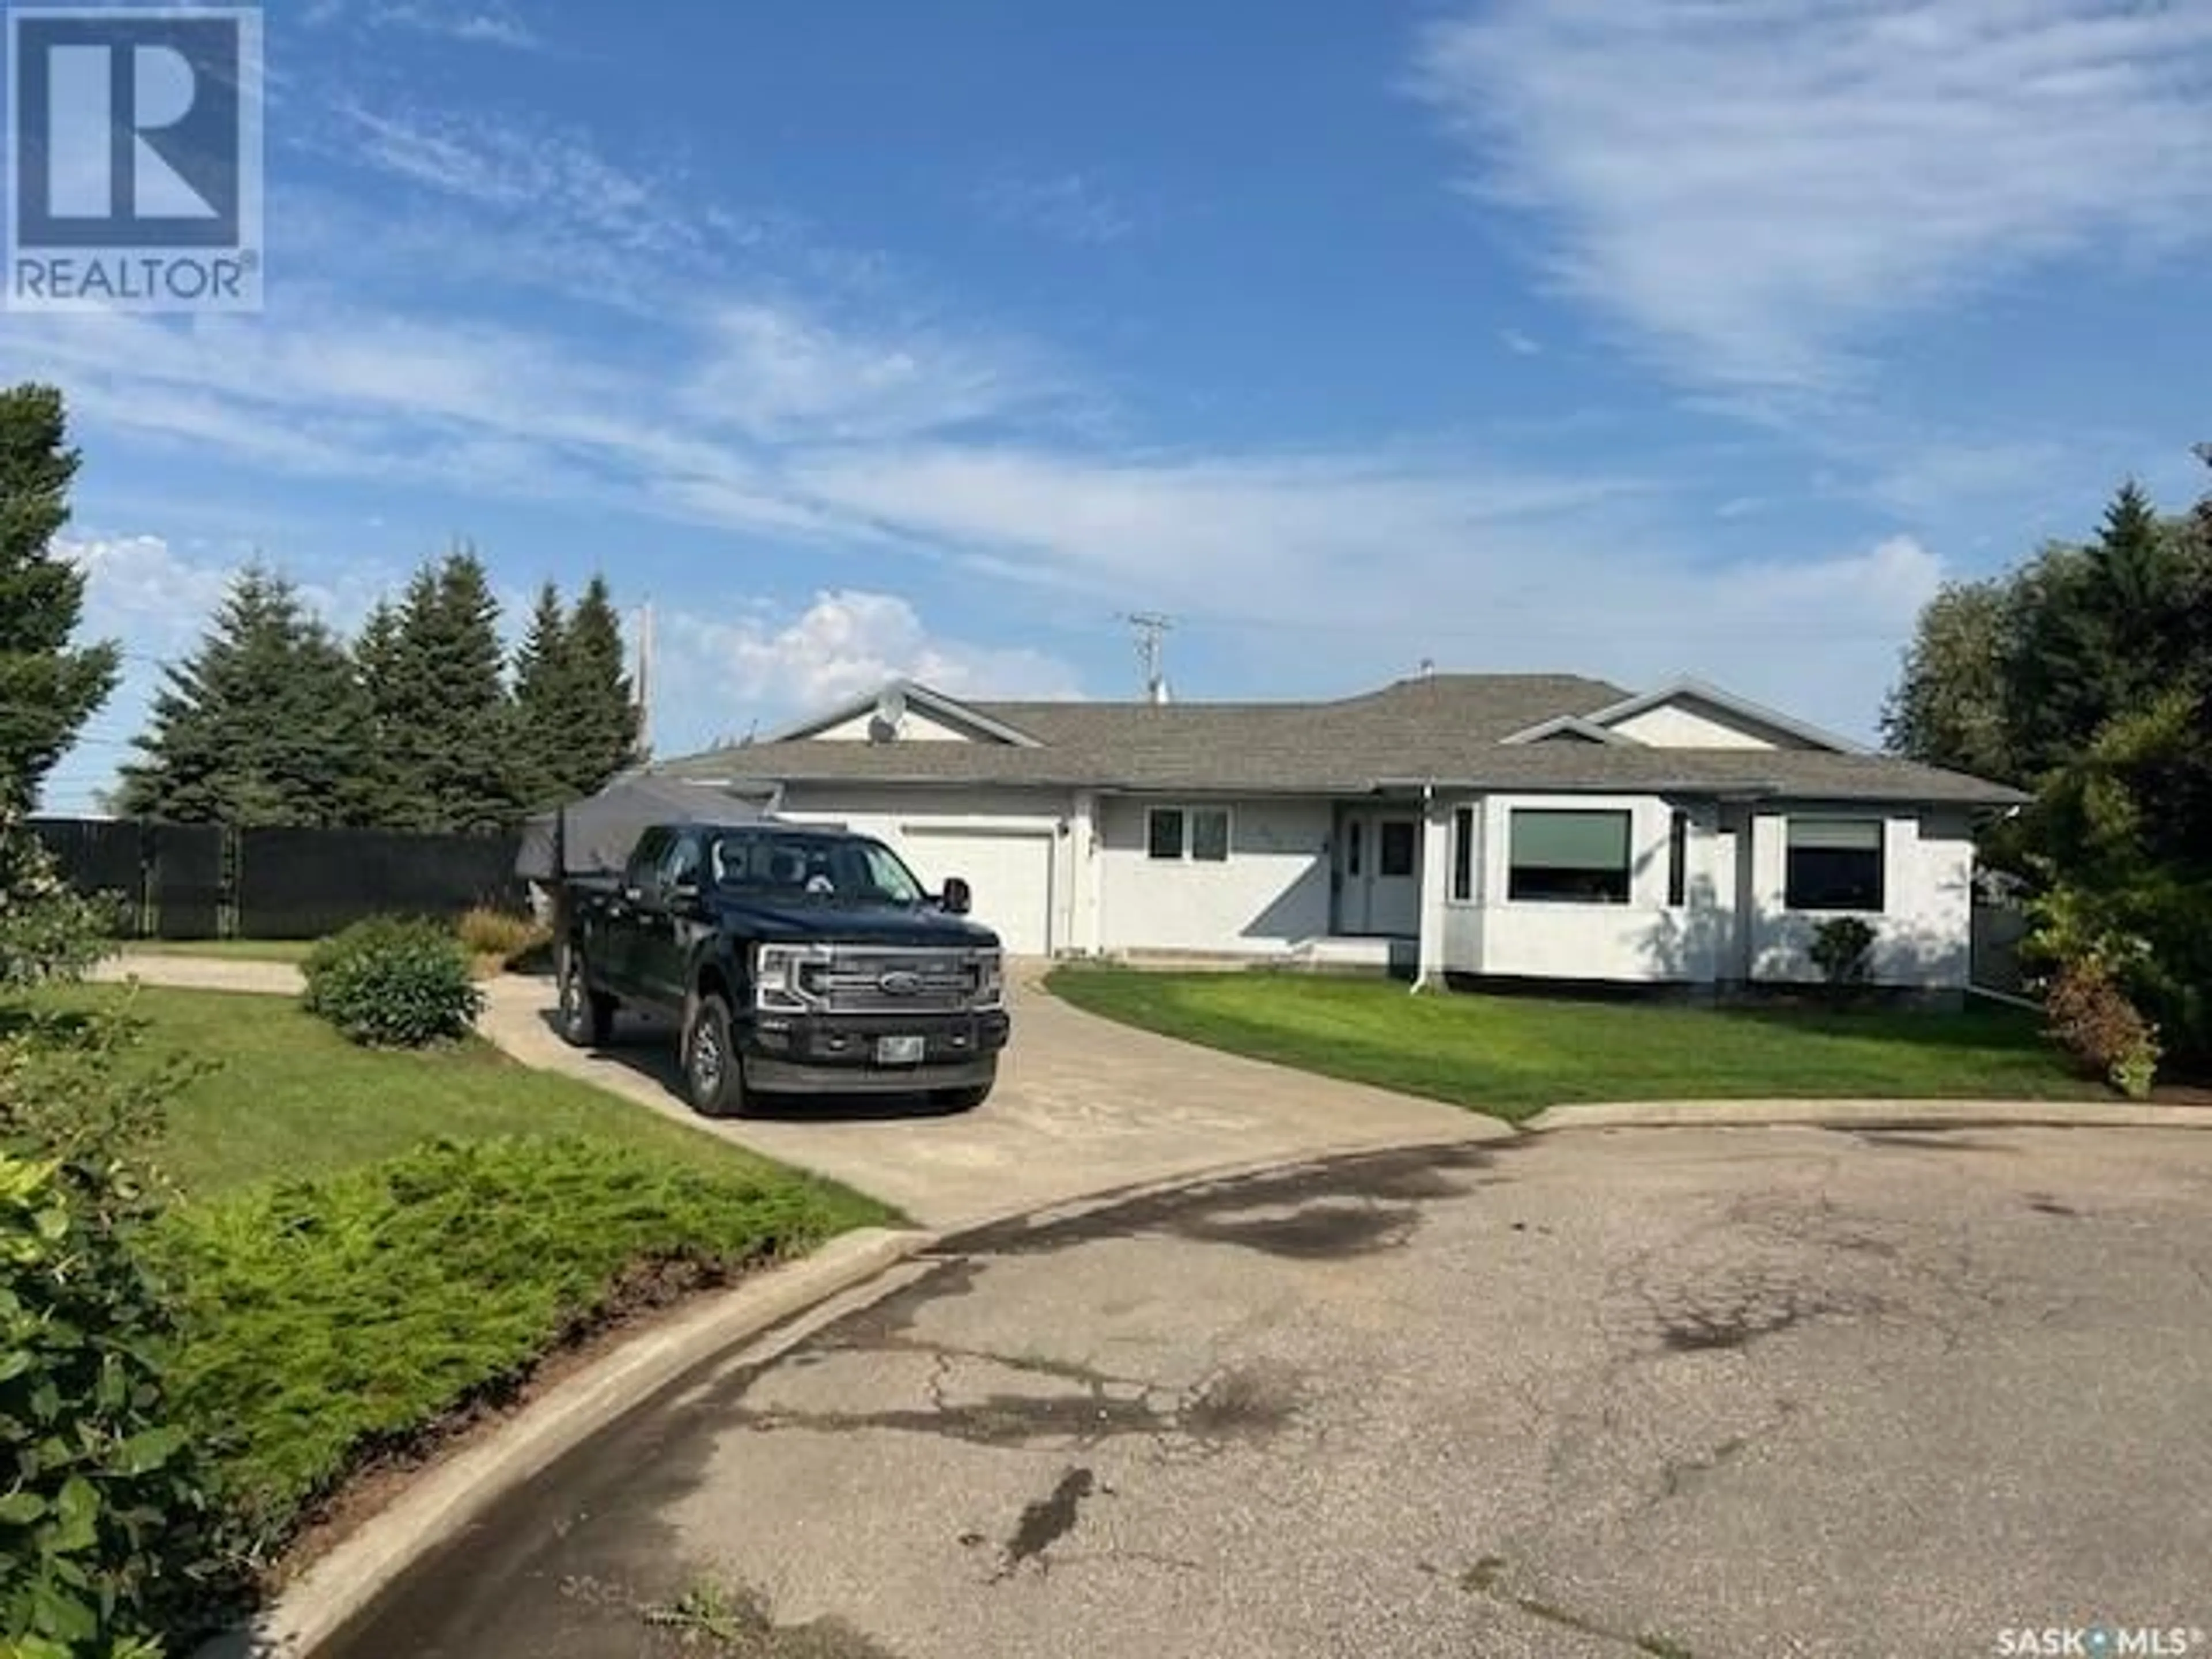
[328,1123,2212,1659]
[477,969,1496,1228]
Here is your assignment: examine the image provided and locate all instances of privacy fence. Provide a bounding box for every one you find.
[31,819,525,941]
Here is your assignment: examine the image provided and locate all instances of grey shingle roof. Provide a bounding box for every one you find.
[662,675,2024,807]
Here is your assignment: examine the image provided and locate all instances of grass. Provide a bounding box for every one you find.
[46,984,804,1196]
[33,983,889,1574]
[122,938,319,964]
[1047,967,2100,1122]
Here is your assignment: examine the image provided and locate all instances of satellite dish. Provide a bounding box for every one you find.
[869,684,908,744]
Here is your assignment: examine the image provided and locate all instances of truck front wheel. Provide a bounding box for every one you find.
[558,948,616,1048]
[684,993,750,1118]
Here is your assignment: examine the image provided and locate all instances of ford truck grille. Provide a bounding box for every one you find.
[798,947,987,1014]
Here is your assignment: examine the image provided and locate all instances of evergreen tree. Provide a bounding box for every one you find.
[116,567,371,825]
[0,384,120,810]
[360,550,514,832]
[562,575,641,790]
[505,582,571,810]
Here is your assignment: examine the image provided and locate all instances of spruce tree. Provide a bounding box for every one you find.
[562,575,641,790]
[360,550,515,832]
[506,582,571,811]
[0,384,120,810]
[117,567,370,825]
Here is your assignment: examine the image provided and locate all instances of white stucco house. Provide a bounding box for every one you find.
[661,672,2024,997]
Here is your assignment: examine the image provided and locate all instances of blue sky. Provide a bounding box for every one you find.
[10,0,2212,811]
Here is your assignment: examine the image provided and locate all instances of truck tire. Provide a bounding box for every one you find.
[684,993,750,1118]
[558,947,616,1048]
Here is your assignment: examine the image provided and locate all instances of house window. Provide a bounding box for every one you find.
[1191,808,1230,863]
[1508,809,1632,904]
[1147,805,1232,862]
[1666,809,1689,908]
[1379,820,1416,878]
[1450,806,1476,902]
[1786,817,1884,911]
[1346,820,1362,877]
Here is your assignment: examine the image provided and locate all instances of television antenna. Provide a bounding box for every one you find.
[1123,611,1174,703]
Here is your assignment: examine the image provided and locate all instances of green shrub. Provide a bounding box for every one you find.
[0,812,110,988]
[154,1135,847,1551]
[1809,916,1877,988]
[302,917,484,1048]
[2044,959,2161,1100]
[1,1014,228,1658]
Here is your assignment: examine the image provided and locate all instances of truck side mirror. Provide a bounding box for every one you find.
[941,876,972,916]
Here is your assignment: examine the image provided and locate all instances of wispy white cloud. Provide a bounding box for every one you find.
[977,171,1139,245]
[1498,328,1541,357]
[1410,0,2212,392]
[660,591,1082,731]
[305,0,543,51]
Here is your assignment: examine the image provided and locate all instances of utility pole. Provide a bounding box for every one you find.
[634,600,656,762]
[1124,611,1174,704]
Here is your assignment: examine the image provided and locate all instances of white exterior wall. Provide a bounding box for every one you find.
[1096,796,1334,954]
[1745,807,1973,990]
[1464,793,1702,983]
[1608,702,1783,749]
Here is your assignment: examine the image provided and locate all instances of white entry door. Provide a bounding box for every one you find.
[1343,812,1421,936]
[899,825,1056,956]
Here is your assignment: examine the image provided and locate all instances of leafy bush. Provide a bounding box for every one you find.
[302,916,484,1048]
[154,1135,851,1551]
[2044,959,2161,1100]
[0,812,109,988]
[1809,916,1877,988]
[455,905,548,971]
[1,1010,229,1657]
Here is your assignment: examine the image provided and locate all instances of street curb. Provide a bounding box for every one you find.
[193,1226,934,1659]
[1525,1099,2212,1132]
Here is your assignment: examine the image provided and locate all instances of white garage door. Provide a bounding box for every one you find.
[899,825,1055,956]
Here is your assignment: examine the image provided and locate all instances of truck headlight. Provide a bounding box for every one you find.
[973,949,1005,1011]
[754,942,827,1012]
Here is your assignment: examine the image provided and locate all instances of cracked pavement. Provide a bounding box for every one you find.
[326,1125,2212,1659]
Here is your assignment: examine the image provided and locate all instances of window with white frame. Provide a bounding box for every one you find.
[1508,808,1632,904]
[1147,804,1231,862]
[1450,806,1476,902]
[1785,817,1884,911]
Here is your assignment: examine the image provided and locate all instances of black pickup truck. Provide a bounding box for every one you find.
[556,820,1009,1118]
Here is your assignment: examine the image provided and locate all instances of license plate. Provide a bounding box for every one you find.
[875,1035,927,1065]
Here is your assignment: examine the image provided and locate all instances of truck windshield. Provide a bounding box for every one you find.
[707,831,930,906]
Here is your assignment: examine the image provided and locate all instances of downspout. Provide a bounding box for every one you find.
[1411,779,1445,995]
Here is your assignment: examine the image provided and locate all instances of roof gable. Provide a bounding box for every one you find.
[767,680,1044,748]
[1575,677,1866,754]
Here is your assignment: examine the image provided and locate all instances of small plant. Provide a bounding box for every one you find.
[302,916,484,1048]
[2044,957,2161,1100]
[1809,916,1877,990]
[1,1014,228,1657]
[455,905,548,971]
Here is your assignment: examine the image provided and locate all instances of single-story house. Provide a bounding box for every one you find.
[659,672,2025,995]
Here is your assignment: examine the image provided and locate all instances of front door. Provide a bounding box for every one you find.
[1342,810,1421,935]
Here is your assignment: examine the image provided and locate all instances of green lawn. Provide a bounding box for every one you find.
[33,983,890,1590]
[121,938,319,964]
[60,984,812,1196]
[1047,967,2099,1122]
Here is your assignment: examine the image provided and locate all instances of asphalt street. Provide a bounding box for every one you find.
[325,1124,2212,1659]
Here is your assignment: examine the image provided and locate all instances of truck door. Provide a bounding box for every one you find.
[631,830,706,1011]
[595,828,668,998]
